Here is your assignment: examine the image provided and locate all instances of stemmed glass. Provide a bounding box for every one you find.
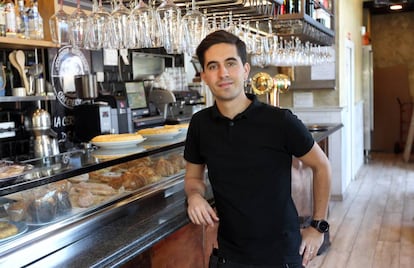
[49,0,70,45]
[111,0,135,49]
[69,0,88,48]
[181,0,207,56]
[130,0,160,48]
[156,0,182,54]
[86,0,113,50]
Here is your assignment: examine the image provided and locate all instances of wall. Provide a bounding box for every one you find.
[370,12,414,152]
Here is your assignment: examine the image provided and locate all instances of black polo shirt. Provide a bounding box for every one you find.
[184,94,314,265]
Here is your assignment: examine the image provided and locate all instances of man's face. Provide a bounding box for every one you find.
[200,43,250,102]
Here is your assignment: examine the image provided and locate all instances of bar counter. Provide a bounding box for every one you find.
[1,123,342,267]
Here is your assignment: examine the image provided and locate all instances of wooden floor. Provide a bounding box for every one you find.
[310,153,414,268]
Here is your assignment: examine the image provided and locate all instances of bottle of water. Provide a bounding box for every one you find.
[16,0,29,39]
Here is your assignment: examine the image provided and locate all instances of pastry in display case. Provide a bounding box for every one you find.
[0,137,188,267]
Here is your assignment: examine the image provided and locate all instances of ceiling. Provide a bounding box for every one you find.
[363,0,414,14]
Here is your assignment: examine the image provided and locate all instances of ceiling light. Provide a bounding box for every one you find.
[389,4,403,10]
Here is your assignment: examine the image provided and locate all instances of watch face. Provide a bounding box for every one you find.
[319,220,329,232]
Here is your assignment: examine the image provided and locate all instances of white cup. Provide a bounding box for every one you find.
[12,87,26,96]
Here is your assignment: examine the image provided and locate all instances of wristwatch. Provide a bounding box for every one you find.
[310,219,330,233]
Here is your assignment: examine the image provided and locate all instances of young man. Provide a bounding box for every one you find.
[184,30,332,268]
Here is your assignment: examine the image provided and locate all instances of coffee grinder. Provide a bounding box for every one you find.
[73,74,112,142]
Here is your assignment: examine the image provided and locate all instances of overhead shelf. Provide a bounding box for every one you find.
[0,37,58,49]
[272,14,335,45]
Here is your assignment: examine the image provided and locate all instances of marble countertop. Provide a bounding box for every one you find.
[307,123,343,142]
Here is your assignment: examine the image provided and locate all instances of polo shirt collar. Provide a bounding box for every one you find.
[210,93,262,120]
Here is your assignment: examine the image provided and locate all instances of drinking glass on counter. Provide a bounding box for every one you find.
[49,0,70,45]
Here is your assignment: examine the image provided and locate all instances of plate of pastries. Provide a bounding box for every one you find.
[164,123,189,135]
[0,220,28,243]
[137,126,181,140]
[91,133,146,149]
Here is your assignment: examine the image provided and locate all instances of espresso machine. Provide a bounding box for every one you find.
[72,74,112,142]
[95,81,133,134]
[162,90,204,124]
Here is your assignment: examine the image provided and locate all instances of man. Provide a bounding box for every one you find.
[184,30,332,268]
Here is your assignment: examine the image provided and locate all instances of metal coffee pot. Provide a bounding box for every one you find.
[31,109,60,158]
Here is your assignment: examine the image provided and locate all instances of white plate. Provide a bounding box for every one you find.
[91,137,146,149]
[0,220,28,243]
[141,132,180,141]
[92,146,146,160]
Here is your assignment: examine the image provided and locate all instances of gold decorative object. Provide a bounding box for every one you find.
[251,72,274,95]
[273,73,291,94]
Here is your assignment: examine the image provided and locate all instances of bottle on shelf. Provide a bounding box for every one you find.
[306,0,314,17]
[0,3,6,36]
[288,0,301,14]
[27,0,43,40]
[16,0,29,39]
[4,0,17,37]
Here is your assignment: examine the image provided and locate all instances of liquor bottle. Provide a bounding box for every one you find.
[306,0,314,17]
[0,3,6,37]
[27,0,43,39]
[280,0,286,15]
[16,0,29,38]
[4,0,16,37]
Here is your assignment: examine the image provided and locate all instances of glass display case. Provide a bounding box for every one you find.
[0,134,191,267]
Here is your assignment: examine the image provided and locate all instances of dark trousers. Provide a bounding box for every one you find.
[208,249,304,268]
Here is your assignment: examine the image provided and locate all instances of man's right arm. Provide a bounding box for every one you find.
[184,162,219,226]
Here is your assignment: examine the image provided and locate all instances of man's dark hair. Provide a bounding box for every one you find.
[196,30,248,70]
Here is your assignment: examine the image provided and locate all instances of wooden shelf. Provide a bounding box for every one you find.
[0,37,58,49]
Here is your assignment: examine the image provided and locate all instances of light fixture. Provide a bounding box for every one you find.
[389,4,403,10]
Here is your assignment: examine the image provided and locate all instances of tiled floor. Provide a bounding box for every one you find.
[309,153,414,268]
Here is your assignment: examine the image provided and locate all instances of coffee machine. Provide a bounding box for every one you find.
[73,74,112,142]
[95,82,133,134]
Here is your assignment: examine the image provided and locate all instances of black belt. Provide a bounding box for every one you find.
[210,248,303,268]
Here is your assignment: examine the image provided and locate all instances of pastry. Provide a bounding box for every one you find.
[164,123,189,130]
[89,168,111,181]
[0,221,18,239]
[121,171,147,190]
[168,154,186,170]
[137,127,179,135]
[0,164,25,180]
[91,133,143,143]
[129,157,153,167]
[95,171,124,190]
[67,173,89,183]
[27,191,57,224]
[73,182,117,196]
[70,189,95,208]
[6,200,27,222]
[153,157,176,177]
